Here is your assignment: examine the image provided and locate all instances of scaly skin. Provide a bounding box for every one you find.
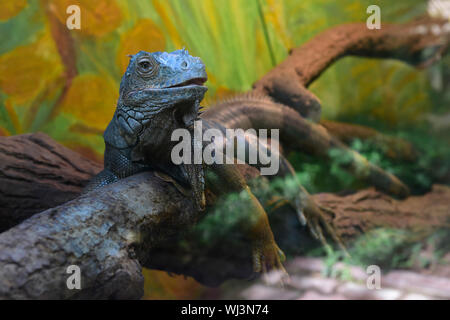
[204,94,409,198]
[85,50,288,276]
[86,50,408,277]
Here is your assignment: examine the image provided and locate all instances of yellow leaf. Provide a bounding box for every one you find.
[117,19,166,73]
[0,0,27,21]
[48,0,122,37]
[0,31,63,106]
[60,74,118,130]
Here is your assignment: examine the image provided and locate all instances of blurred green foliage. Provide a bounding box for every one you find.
[288,123,450,195]
[318,228,450,276]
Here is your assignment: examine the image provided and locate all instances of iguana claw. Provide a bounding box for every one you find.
[252,239,287,276]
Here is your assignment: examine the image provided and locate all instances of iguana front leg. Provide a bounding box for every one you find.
[84,143,148,193]
[241,135,345,252]
[244,185,286,275]
[277,156,347,253]
[207,162,287,277]
[83,168,119,192]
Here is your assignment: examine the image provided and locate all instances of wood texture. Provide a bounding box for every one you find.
[253,17,450,121]
[0,134,448,295]
[0,132,101,232]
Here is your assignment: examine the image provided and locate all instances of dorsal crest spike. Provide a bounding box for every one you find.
[211,92,275,108]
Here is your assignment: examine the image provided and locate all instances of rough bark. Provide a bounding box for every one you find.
[253,17,450,121]
[0,171,197,299]
[315,185,450,241]
[0,132,101,232]
[0,138,447,294]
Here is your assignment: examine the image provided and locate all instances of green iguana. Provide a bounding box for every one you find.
[85,49,409,277]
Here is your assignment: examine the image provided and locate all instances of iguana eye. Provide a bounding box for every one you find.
[137,56,159,78]
[139,61,150,69]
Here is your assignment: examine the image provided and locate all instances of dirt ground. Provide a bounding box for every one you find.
[212,257,450,300]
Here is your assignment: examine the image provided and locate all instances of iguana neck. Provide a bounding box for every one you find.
[122,98,206,210]
[116,99,200,164]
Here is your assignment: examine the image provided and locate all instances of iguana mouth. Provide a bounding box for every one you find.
[123,76,207,115]
[168,77,207,88]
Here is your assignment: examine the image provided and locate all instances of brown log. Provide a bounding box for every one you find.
[0,132,102,232]
[0,171,197,299]
[315,185,450,241]
[252,16,450,121]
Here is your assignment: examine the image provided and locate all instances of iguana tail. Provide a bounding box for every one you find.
[202,93,409,198]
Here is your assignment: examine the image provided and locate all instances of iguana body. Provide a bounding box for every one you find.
[85,50,288,274]
[203,94,410,198]
[86,49,409,276]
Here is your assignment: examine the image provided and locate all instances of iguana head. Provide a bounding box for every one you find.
[115,50,208,211]
[116,49,208,138]
[120,49,207,98]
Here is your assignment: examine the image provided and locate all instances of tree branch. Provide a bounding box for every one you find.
[0,133,448,297]
[253,16,450,120]
[320,119,418,162]
[0,132,101,232]
[0,171,197,299]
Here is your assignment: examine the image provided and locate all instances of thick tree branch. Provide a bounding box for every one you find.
[0,132,101,232]
[253,16,450,120]
[0,133,448,296]
[0,171,196,299]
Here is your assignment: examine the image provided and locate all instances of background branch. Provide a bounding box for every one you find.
[252,17,450,120]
